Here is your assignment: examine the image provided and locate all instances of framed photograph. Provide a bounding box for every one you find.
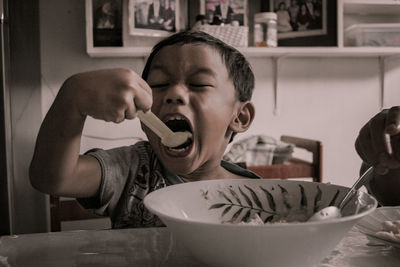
[128,0,180,37]
[200,0,248,26]
[271,0,327,39]
[90,0,123,46]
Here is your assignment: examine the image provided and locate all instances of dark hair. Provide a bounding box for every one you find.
[142,30,255,102]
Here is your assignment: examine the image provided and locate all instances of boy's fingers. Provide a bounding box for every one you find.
[124,104,136,120]
[124,94,151,120]
[385,106,400,135]
[124,76,152,115]
[129,83,152,116]
[137,77,152,95]
[134,92,152,112]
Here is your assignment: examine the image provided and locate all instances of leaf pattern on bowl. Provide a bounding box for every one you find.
[208,184,341,224]
[209,188,277,224]
[328,189,341,207]
[244,185,263,209]
[260,186,276,212]
[278,184,292,210]
[313,185,322,212]
[299,184,307,209]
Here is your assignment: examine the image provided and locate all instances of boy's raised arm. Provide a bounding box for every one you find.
[29,68,152,198]
[355,106,400,205]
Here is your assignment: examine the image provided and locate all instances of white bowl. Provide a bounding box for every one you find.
[356,206,400,248]
[144,179,377,267]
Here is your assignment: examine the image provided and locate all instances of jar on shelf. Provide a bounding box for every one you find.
[254,12,277,47]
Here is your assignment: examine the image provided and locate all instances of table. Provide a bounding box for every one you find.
[0,227,399,267]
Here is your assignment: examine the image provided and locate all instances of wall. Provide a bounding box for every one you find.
[247,56,400,186]
[40,0,400,196]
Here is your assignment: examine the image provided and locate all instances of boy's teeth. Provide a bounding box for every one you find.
[167,115,185,121]
[168,146,191,152]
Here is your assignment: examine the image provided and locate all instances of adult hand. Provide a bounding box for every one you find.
[355,106,400,174]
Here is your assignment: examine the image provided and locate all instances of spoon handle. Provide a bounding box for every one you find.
[338,166,374,210]
[136,110,174,139]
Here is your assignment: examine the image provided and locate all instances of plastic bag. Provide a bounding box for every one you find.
[223,135,294,166]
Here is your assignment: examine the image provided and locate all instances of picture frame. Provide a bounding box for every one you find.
[271,0,327,40]
[200,0,248,26]
[128,0,180,37]
[89,0,123,47]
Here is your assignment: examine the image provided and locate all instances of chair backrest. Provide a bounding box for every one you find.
[49,196,106,232]
[247,135,322,182]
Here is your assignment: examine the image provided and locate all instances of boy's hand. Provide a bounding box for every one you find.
[355,106,400,174]
[68,68,152,123]
[30,68,153,197]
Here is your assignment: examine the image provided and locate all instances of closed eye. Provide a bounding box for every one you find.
[189,84,212,88]
[150,83,169,89]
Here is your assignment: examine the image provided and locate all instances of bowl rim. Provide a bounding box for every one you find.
[144,179,378,228]
[371,206,400,212]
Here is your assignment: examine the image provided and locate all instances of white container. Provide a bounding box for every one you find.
[253,23,264,46]
[196,25,249,47]
[254,12,277,47]
[344,23,400,47]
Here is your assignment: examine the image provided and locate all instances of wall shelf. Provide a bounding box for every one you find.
[241,47,400,58]
[88,46,400,58]
[343,0,400,16]
[86,0,400,59]
[87,47,152,58]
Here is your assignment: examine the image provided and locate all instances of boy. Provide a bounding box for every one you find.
[355,106,400,206]
[29,31,257,228]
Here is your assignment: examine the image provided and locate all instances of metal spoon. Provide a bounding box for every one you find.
[137,110,192,148]
[307,166,374,222]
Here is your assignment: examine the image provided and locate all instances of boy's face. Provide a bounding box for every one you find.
[145,44,240,177]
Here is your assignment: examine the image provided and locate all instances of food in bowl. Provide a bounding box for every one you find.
[205,182,341,224]
[231,213,289,225]
[144,179,377,267]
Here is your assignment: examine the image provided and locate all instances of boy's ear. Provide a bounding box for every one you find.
[229,101,255,133]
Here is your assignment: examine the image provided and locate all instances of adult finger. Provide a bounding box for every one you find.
[390,134,400,163]
[375,164,389,175]
[355,137,370,164]
[385,106,400,135]
[356,124,379,165]
[369,112,389,156]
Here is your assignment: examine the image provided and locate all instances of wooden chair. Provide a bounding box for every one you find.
[246,135,322,182]
[50,195,106,232]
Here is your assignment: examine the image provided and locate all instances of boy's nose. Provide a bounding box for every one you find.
[163,84,188,105]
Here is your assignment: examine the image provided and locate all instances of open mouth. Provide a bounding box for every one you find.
[164,115,193,152]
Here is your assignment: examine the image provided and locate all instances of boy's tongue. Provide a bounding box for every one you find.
[164,132,194,157]
[168,133,193,150]
[163,115,193,150]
